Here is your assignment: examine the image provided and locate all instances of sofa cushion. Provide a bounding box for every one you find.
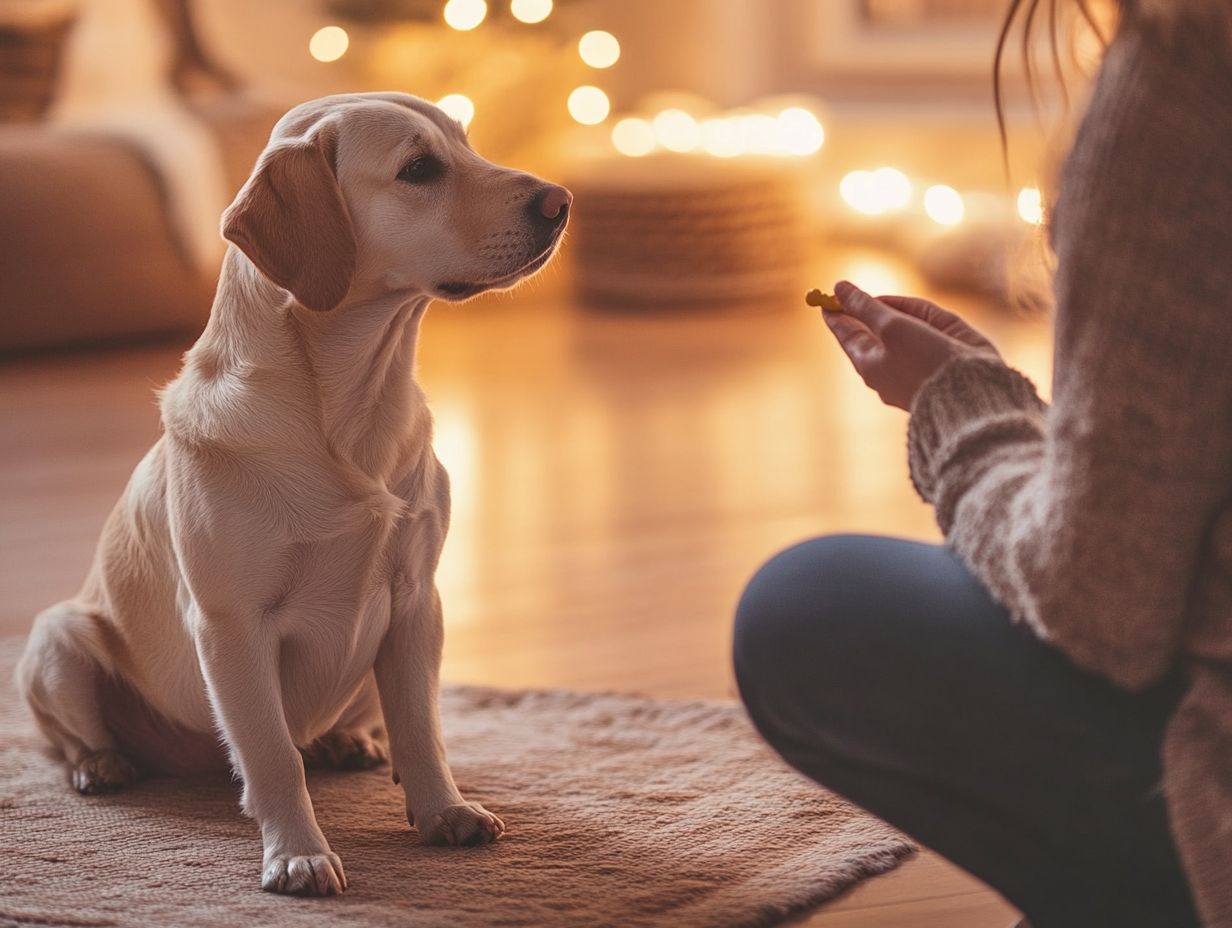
[0,126,214,353]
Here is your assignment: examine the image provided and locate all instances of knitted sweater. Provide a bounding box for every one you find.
[905,5,1232,925]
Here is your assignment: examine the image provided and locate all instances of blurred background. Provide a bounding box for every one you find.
[0,0,1113,695]
[0,3,1111,920]
[0,0,1110,346]
[0,0,1111,722]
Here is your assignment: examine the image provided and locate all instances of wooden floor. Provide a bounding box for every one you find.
[0,247,1050,926]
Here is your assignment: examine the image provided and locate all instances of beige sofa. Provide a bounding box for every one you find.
[0,92,281,354]
[0,126,214,352]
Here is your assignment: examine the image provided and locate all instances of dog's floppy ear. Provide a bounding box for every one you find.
[221,125,356,312]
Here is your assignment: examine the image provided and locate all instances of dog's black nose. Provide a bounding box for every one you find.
[530,185,572,225]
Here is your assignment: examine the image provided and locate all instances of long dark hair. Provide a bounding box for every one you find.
[993,0,1112,167]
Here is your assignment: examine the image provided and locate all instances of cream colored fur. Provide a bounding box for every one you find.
[17,92,570,897]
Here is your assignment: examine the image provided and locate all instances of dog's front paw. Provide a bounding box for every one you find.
[261,852,347,896]
[72,749,138,795]
[417,802,505,847]
[303,728,388,771]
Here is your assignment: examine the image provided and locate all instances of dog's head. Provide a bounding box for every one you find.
[221,93,571,311]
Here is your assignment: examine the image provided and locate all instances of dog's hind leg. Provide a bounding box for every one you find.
[302,674,388,771]
[17,601,138,794]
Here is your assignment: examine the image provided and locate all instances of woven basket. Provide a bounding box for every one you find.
[566,153,810,310]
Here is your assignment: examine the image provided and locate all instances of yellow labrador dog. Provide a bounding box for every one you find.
[16,93,571,896]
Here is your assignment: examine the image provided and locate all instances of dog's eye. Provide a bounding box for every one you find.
[397,155,443,184]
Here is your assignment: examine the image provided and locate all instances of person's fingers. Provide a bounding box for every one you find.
[877,294,995,351]
[822,307,881,372]
[876,294,945,323]
[878,294,969,335]
[834,280,895,335]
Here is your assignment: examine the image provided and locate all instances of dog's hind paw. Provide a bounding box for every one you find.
[418,802,505,847]
[72,749,138,795]
[262,853,347,896]
[303,728,388,771]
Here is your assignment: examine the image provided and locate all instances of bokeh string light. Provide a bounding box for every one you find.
[308,25,349,63]
[737,114,779,155]
[434,2,623,128]
[610,118,656,157]
[568,86,611,125]
[699,119,742,158]
[835,172,1044,236]
[607,106,823,159]
[923,184,965,226]
[652,109,700,153]
[510,0,552,24]
[775,107,825,156]
[443,0,487,31]
[306,3,1043,281]
[437,93,476,129]
[578,30,620,68]
[1017,187,1044,225]
[839,168,912,215]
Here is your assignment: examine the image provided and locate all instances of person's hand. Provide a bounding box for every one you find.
[820,280,1002,411]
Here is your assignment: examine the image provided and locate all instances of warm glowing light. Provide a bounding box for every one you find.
[578,30,620,68]
[1017,186,1044,224]
[443,0,487,31]
[873,168,912,210]
[840,171,878,214]
[568,85,610,125]
[924,184,965,226]
[700,118,742,158]
[510,0,552,24]
[653,108,699,153]
[611,117,656,157]
[737,113,778,154]
[437,93,475,128]
[775,107,824,155]
[838,256,910,298]
[308,25,349,62]
[840,167,912,215]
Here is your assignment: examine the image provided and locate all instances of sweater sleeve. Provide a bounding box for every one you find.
[907,18,1232,691]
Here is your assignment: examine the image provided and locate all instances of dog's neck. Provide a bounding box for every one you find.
[290,290,432,477]
[177,248,434,478]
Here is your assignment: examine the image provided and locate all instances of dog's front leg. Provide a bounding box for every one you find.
[196,618,347,895]
[374,586,504,846]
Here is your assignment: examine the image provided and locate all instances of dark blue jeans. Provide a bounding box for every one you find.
[732,535,1198,928]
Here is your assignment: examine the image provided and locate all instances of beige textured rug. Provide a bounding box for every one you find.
[0,639,912,927]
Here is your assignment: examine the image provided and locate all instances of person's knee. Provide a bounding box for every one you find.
[733,535,871,736]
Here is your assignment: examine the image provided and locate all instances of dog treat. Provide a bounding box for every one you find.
[805,289,843,312]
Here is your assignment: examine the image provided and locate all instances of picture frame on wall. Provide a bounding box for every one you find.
[800,0,1063,85]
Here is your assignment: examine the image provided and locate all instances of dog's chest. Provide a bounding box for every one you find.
[276,519,406,623]
[284,444,443,593]
[275,490,446,741]
[271,533,403,738]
